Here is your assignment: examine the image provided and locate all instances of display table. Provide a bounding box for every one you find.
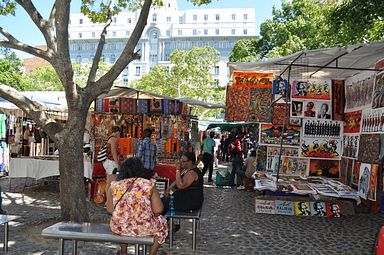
[9,157,92,179]
[155,163,176,182]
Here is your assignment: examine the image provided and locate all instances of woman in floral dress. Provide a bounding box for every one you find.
[106,157,168,255]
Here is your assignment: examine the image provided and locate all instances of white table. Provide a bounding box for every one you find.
[9,157,92,180]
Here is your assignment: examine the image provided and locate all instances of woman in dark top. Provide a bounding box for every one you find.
[163,152,204,213]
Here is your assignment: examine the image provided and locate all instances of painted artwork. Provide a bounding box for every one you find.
[351,160,361,186]
[303,119,342,138]
[275,200,294,215]
[309,159,340,178]
[358,163,371,200]
[344,110,362,133]
[372,71,384,108]
[310,201,327,217]
[332,80,345,121]
[340,157,353,185]
[326,202,342,217]
[249,88,273,122]
[225,86,250,121]
[342,135,359,159]
[272,103,290,126]
[300,137,341,159]
[259,124,301,146]
[315,101,332,119]
[267,146,299,157]
[291,79,331,100]
[358,134,381,164]
[345,75,374,111]
[255,199,275,214]
[368,164,378,201]
[291,101,303,117]
[266,156,309,177]
[289,117,302,126]
[294,201,311,216]
[232,71,273,88]
[361,108,384,133]
[272,79,288,96]
[302,100,317,118]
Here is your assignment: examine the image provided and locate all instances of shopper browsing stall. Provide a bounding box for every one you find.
[138,128,157,179]
[201,131,215,183]
[102,126,121,175]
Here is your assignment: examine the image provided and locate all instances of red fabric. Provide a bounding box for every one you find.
[93,162,106,178]
[155,164,176,182]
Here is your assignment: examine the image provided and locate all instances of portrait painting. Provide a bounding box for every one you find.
[358,163,371,200]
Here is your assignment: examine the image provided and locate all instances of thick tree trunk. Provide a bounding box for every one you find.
[57,118,89,222]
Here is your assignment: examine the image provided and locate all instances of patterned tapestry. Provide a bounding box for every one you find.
[248,88,273,122]
[332,80,345,121]
[368,164,378,201]
[309,159,340,178]
[225,86,250,121]
[340,157,353,185]
[149,99,163,114]
[137,99,149,114]
[345,75,374,111]
[358,134,381,164]
[344,110,362,133]
[272,103,290,126]
[372,71,384,108]
[120,98,137,114]
[232,71,273,88]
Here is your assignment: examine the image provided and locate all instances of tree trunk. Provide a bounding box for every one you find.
[57,118,89,222]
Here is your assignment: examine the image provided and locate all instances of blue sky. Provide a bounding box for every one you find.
[0,0,281,58]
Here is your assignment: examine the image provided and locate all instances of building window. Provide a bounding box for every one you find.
[178,29,182,36]
[215,14,220,21]
[179,16,184,24]
[112,31,116,37]
[113,17,117,23]
[214,79,219,87]
[152,31,158,38]
[123,67,129,76]
[110,54,116,63]
[244,13,248,20]
[110,43,116,50]
[243,29,248,35]
[127,18,131,24]
[204,14,208,21]
[204,29,208,35]
[152,14,157,22]
[193,29,197,35]
[135,66,141,76]
[193,14,197,21]
[123,78,129,85]
[77,44,82,51]
[231,14,236,20]
[151,54,157,62]
[79,18,83,24]
[76,55,82,63]
[126,31,130,37]
[92,32,96,38]
[215,29,219,35]
[166,16,171,22]
[214,66,219,75]
[231,29,235,35]
[78,32,82,38]
[166,30,171,36]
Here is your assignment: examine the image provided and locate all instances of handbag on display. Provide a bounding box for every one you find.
[97,144,107,162]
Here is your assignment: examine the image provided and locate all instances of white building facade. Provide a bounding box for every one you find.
[68,0,256,86]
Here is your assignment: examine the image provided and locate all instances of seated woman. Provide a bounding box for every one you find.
[163,152,204,218]
[242,150,258,191]
[106,157,168,255]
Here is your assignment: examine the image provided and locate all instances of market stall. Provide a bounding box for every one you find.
[227,42,384,215]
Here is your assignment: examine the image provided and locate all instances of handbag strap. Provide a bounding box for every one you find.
[113,177,138,209]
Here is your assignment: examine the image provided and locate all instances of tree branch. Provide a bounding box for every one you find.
[87,0,153,97]
[15,0,56,50]
[0,27,51,61]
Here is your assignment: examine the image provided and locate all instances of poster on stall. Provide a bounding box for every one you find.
[300,137,341,159]
[332,80,345,121]
[342,135,360,159]
[345,75,374,111]
[272,79,288,96]
[255,199,275,214]
[372,70,384,109]
[358,163,371,200]
[291,79,331,100]
[275,200,294,215]
[315,101,332,119]
[368,164,378,201]
[232,71,273,88]
[310,201,327,217]
[281,157,309,177]
[344,110,362,133]
[294,201,311,216]
[309,159,340,178]
[266,156,281,173]
[260,124,300,146]
[361,108,384,133]
[326,202,343,217]
[249,88,273,122]
[340,157,353,185]
[351,160,361,186]
[267,146,299,157]
[358,134,381,164]
[291,100,304,117]
[225,86,250,121]
[302,119,342,138]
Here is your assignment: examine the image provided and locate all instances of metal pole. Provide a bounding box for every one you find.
[4,222,8,252]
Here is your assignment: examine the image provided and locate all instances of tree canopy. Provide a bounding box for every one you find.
[0,51,24,90]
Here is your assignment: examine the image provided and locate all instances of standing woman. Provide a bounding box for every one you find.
[106,157,168,255]
[103,126,121,175]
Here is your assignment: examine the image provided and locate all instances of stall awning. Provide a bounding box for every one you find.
[177,98,225,109]
[228,41,384,79]
[199,120,258,131]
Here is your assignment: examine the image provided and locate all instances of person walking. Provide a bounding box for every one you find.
[230,134,244,186]
[138,128,157,179]
[102,126,122,176]
[201,131,215,183]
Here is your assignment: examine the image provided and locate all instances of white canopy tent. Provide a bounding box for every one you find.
[228,42,384,79]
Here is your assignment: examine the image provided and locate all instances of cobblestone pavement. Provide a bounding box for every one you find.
[0,166,383,255]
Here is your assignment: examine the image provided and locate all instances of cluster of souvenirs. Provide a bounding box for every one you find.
[226,51,384,216]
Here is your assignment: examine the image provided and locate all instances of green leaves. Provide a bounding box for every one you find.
[0,52,24,90]
[0,0,16,16]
